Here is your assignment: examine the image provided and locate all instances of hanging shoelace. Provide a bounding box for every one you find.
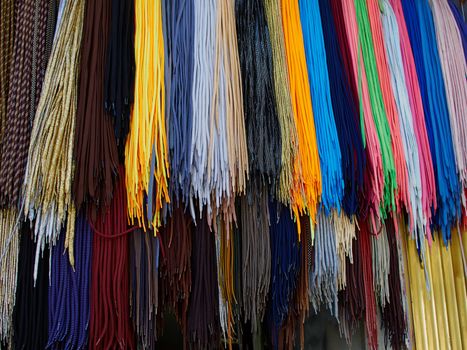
[402,0,460,243]
[430,0,467,206]
[187,211,220,349]
[354,0,398,220]
[189,0,213,217]
[89,166,135,350]
[162,0,194,203]
[334,0,384,225]
[381,219,407,350]
[337,235,365,344]
[334,214,356,291]
[129,229,160,349]
[310,212,339,317]
[280,0,321,230]
[238,182,271,336]
[266,202,301,347]
[365,0,410,218]
[381,0,430,274]
[13,223,49,350]
[319,0,366,218]
[0,209,19,342]
[448,0,467,61]
[263,0,298,206]
[215,218,236,347]
[104,0,135,158]
[0,0,15,153]
[47,213,92,350]
[282,214,311,350]
[0,0,48,209]
[159,206,192,344]
[126,0,169,230]
[211,0,248,226]
[370,225,390,308]
[299,0,343,214]
[235,0,282,186]
[74,0,119,215]
[389,0,437,241]
[359,221,378,350]
[23,0,84,279]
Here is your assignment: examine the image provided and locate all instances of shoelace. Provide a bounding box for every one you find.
[0,209,19,342]
[238,182,271,336]
[73,0,119,215]
[266,202,300,348]
[187,210,220,348]
[448,0,467,61]
[381,0,427,269]
[235,0,282,186]
[337,232,365,344]
[129,229,160,349]
[126,0,169,231]
[390,0,437,242]
[366,0,410,218]
[334,0,385,226]
[280,0,321,233]
[380,219,407,350]
[430,0,467,206]
[23,0,84,280]
[299,0,344,215]
[319,0,366,218]
[359,221,378,350]
[13,223,49,350]
[89,166,135,350]
[47,213,92,350]
[402,0,460,243]
[355,0,398,219]
[163,0,194,204]
[104,0,135,158]
[158,206,192,344]
[263,0,298,206]
[0,0,15,154]
[0,0,48,209]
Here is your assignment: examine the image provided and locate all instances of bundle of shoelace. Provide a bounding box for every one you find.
[430,0,467,203]
[354,0,398,219]
[89,166,135,350]
[0,0,15,161]
[0,0,48,208]
[104,0,135,158]
[23,0,85,280]
[380,0,427,269]
[187,211,220,348]
[129,229,160,349]
[448,0,467,60]
[126,0,168,230]
[280,0,321,229]
[0,209,19,342]
[163,0,194,203]
[159,206,192,342]
[338,235,365,343]
[13,223,49,350]
[380,219,407,350]
[47,213,92,350]
[319,0,365,218]
[333,0,384,225]
[299,0,343,214]
[366,0,410,217]
[73,0,119,214]
[402,0,460,243]
[266,202,300,347]
[235,0,281,185]
[262,0,298,205]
